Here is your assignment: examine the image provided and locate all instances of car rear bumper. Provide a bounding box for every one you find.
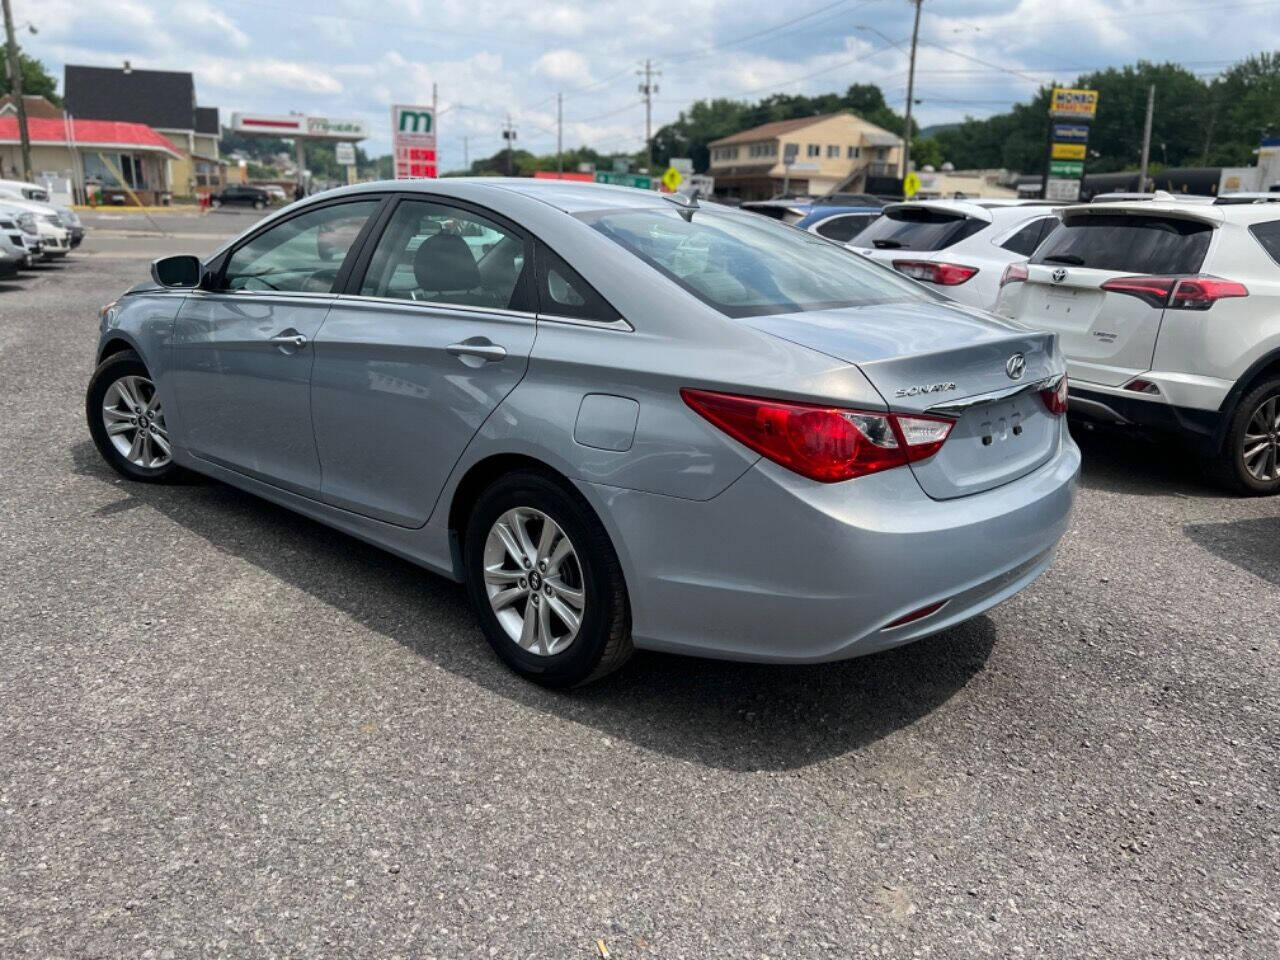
[581,421,1080,663]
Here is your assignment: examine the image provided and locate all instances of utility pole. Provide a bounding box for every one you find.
[2,0,32,182]
[502,113,517,176]
[637,58,660,169]
[900,0,922,183]
[1138,84,1155,192]
[556,92,563,174]
[463,135,469,171]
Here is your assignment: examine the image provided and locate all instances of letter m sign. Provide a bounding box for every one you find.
[398,109,433,133]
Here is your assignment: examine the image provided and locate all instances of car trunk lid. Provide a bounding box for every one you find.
[743,301,1062,499]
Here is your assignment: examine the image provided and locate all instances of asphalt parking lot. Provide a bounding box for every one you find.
[1,213,1277,959]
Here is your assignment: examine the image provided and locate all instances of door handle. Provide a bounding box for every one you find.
[269,333,307,348]
[446,339,507,363]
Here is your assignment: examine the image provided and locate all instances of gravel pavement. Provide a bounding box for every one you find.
[1,222,1277,959]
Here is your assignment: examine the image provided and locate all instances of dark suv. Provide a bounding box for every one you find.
[212,185,271,210]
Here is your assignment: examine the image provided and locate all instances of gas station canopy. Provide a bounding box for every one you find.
[229,113,368,141]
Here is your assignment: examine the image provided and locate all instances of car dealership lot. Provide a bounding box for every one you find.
[1,220,1277,958]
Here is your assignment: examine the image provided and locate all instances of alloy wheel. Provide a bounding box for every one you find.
[102,375,171,469]
[482,507,586,656]
[1242,394,1280,482]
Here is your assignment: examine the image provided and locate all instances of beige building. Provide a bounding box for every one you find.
[708,112,902,201]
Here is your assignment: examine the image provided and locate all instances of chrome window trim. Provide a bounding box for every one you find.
[186,289,336,303]
[926,374,1062,415]
[536,313,634,333]
[333,292,538,321]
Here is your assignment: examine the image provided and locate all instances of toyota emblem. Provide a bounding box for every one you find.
[1051,267,1067,283]
[1006,353,1026,380]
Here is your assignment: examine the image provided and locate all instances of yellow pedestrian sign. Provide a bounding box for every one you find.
[661,166,683,192]
[903,171,921,198]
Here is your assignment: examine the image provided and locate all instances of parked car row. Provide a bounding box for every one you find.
[0,178,83,278]
[758,190,1280,496]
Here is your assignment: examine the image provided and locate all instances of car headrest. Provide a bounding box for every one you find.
[414,232,481,293]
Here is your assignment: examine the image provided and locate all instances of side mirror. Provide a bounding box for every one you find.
[151,254,206,289]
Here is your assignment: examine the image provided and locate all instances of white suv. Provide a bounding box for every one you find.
[994,195,1280,494]
[847,199,1060,310]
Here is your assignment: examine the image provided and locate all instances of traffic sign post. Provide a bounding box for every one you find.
[661,167,683,192]
[903,171,922,198]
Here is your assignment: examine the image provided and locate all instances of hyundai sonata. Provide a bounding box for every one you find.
[87,179,1079,686]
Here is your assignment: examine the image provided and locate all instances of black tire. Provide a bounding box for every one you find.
[463,470,632,687]
[1210,376,1280,495]
[85,351,181,484]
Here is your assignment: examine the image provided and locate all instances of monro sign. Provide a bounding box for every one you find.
[229,112,368,140]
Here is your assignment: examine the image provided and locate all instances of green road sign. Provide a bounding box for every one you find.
[1050,160,1084,177]
[594,171,653,189]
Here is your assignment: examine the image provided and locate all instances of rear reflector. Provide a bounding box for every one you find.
[1000,262,1029,288]
[1100,274,1248,310]
[680,389,956,483]
[883,599,949,630]
[892,259,978,285]
[1124,378,1160,395]
[1040,375,1069,416]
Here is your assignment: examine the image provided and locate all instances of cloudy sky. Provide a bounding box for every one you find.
[18,0,1280,169]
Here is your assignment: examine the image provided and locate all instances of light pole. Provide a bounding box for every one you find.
[1,0,35,182]
[901,0,922,182]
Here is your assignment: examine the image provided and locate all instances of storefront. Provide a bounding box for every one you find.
[0,116,183,205]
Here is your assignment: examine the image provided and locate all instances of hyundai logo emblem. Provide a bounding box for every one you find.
[1006,353,1026,380]
[1051,267,1067,283]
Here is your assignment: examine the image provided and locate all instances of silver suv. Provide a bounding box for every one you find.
[995,195,1280,494]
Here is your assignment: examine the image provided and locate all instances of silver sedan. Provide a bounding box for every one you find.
[86,179,1079,686]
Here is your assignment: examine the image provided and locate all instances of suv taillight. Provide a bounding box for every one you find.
[892,259,978,285]
[681,389,955,483]
[1000,262,1028,288]
[1100,275,1248,310]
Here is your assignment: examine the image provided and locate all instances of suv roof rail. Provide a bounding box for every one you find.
[1213,193,1280,205]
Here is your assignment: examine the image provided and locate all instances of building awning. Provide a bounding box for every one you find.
[861,131,901,147]
[0,116,183,159]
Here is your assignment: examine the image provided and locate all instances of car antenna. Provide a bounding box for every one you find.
[663,190,699,222]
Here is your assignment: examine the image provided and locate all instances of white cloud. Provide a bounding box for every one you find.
[532,49,593,84]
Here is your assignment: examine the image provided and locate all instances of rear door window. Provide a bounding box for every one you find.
[1000,217,1058,257]
[535,246,619,322]
[1032,213,1213,274]
[1248,220,1280,266]
[814,214,876,243]
[852,207,986,251]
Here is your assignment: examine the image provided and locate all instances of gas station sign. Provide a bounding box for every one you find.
[391,104,437,179]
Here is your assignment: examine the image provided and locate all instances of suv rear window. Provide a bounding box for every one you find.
[1248,220,1280,266]
[1032,213,1212,274]
[852,207,986,251]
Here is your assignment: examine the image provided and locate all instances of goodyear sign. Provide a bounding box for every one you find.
[391,104,437,179]
[1052,123,1090,143]
[1049,88,1099,120]
[1051,142,1088,160]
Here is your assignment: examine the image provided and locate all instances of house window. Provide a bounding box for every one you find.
[826,145,839,158]
[847,145,860,159]
[807,144,820,158]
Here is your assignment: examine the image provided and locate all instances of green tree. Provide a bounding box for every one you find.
[911,137,944,169]
[0,48,59,104]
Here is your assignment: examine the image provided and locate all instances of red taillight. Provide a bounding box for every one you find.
[680,389,955,483]
[1101,274,1248,310]
[1000,262,1028,288]
[892,259,978,286]
[1039,375,1069,416]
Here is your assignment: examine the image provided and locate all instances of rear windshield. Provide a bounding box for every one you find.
[1032,213,1212,274]
[581,207,936,319]
[851,207,986,251]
